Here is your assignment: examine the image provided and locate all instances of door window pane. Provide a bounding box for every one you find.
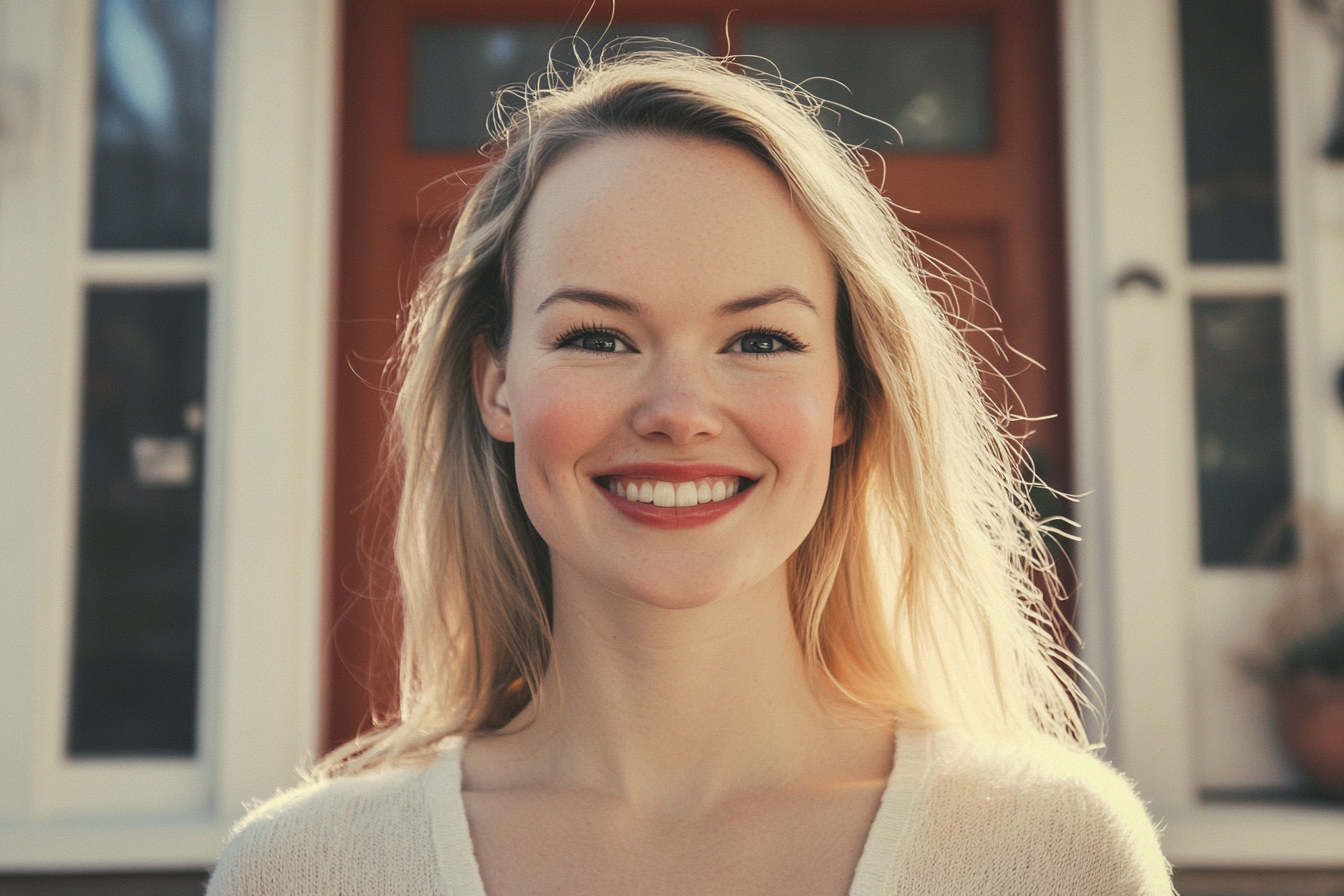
[68,286,208,756]
[738,25,991,151]
[1179,0,1281,262]
[1192,297,1293,566]
[90,0,215,250]
[411,25,711,149]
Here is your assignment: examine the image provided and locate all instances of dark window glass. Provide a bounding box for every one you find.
[1192,297,1293,566]
[68,286,207,756]
[738,25,991,151]
[91,0,215,250]
[1179,0,1281,262]
[411,25,711,149]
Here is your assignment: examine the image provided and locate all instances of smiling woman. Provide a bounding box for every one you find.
[206,51,1173,895]
[476,135,847,609]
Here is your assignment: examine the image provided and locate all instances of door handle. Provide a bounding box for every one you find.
[1112,265,1166,296]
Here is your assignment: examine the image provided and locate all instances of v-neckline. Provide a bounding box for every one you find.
[424,727,931,896]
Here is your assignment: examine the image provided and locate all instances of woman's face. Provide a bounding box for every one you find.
[475,134,848,610]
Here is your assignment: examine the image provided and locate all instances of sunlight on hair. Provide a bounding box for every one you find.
[316,47,1096,779]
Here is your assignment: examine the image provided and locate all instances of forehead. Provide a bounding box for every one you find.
[511,134,834,311]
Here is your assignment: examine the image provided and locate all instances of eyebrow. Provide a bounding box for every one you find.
[534,287,646,316]
[715,287,818,317]
[534,285,817,316]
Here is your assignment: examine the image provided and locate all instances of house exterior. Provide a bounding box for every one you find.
[1,0,1342,882]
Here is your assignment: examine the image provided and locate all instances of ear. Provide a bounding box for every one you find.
[472,336,514,442]
[831,396,852,447]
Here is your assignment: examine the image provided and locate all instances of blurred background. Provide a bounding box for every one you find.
[0,0,1342,892]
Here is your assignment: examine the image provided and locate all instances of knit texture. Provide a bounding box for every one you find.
[207,728,1172,895]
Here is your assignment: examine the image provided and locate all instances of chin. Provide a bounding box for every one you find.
[621,584,729,612]
[606,563,778,612]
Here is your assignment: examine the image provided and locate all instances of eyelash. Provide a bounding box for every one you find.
[733,326,807,356]
[551,323,809,355]
[553,322,628,353]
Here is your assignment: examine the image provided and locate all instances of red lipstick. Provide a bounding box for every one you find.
[593,463,757,530]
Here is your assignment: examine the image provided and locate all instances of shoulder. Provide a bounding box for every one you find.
[893,729,1172,896]
[206,760,442,896]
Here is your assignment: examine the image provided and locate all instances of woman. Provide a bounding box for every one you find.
[208,51,1172,895]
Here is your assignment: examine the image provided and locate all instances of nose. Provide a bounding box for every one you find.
[630,357,723,445]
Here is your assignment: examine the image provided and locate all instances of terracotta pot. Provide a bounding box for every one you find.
[1274,673,1344,798]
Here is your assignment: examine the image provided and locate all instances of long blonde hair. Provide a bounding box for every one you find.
[319,50,1086,776]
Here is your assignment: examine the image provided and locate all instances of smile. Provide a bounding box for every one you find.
[601,476,745,507]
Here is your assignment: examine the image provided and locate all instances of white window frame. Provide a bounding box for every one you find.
[0,0,334,869]
[1063,0,1344,866]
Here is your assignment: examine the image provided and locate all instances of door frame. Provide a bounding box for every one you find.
[1061,0,1344,865]
[0,0,335,869]
[329,0,1075,753]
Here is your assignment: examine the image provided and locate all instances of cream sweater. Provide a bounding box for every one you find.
[207,727,1173,895]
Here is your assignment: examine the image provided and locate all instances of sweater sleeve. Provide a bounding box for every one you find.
[889,735,1173,896]
[205,768,444,896]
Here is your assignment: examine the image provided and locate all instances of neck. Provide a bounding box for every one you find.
[488,561,890,814]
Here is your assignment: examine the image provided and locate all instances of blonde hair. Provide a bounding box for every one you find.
[319,50,1086,776]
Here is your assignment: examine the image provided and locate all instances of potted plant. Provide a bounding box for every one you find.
[1242,505,1344,798]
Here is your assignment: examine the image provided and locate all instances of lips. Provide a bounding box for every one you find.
[593,464,757,528]
[602,475,742,506]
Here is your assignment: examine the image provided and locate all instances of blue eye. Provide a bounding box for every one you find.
[578,332,618,352]
[555,325,630,354]
[732,329,805,355]
[741,334,781,353]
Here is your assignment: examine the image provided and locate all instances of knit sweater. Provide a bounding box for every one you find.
[207,727,1173,895]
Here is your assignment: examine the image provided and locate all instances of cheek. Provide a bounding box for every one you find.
[740,374,840,482]
[509,371,623,502]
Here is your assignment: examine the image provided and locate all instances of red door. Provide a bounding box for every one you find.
[327,0,1069,751]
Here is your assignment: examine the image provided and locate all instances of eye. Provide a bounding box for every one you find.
[576,332,620,353]
[729,328,806,355]
[555,325,631,354]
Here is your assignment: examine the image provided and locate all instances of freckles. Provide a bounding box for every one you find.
[512,372,626,488]
[741,378,839,454]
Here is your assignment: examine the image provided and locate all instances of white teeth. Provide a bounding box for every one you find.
[607,476,746,506]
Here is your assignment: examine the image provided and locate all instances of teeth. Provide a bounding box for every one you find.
[604,476,746,507]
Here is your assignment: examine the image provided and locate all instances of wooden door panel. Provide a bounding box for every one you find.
[329,0,1067,750]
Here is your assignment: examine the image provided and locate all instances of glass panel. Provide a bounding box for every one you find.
[90,0,216,250]
[1179,0,1281,262]
[411,24,712,149]
[1192,297,1293,566]
[68,286,208,756]
[738,25,991,151]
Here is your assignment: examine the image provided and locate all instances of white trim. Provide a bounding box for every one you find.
[1060,0,1117,753]
[1160,806,1344,866]
[0,0,83,826]
[83,251,214,284]
[1070,0,1201,809]
[0,0,336,869]
[209,0,334,829]
[1062,0,1344,866]
[1186,265,1290,296]
[0,821,231,873]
